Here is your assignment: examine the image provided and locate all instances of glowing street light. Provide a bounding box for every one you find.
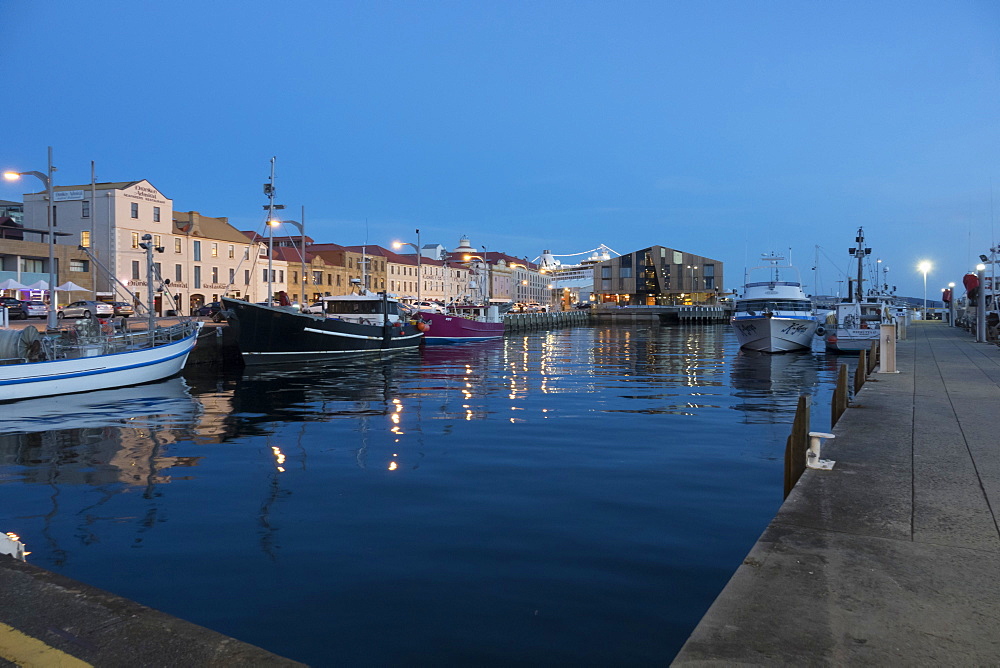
[918,260,931,319]
[4,147,58,328]
[392,229,421,302]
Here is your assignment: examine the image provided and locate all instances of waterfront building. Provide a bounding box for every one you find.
[591,245,724,305]
[18,181,260,314]
[0,234,95,303]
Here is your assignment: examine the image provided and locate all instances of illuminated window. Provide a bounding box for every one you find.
[131,232,139,248]
[175,238,182,253]
[81,230,91,248]
[211,243,218,257]
[228,245,235,259]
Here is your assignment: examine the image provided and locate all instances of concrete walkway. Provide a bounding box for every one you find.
[673,321,999,665]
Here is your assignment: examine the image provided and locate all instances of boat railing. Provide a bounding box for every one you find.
[37,320,200,361]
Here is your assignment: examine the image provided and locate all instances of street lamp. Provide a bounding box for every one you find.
[4,146,58,328]
[918,260,931,319]
[463,254,491,303]
[948,281,956,327]
[392,228,421,302]
[273,216,307,307]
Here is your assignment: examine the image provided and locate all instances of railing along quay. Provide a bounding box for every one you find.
[503,309,590,331]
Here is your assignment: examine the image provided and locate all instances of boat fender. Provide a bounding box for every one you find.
[416,321,430,332]
[815,325,826,336]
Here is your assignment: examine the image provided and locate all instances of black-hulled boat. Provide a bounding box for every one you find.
[222,291,425,365]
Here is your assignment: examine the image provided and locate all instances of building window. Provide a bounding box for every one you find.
[132,232,140,248]
[154,262,161,278]
[81,230,91,248]
[212,267,219,283]
[20,259,42,272]
[194,266,202,288]
[292,271,298,284]
[193,240,201,261]
[244,248,250,260]
[52,205,57,226]
[82,201,90,218]
[131,202,139,219]
[313,271,322,285]
[279,270,284,283]
[175,264,183,282]
[175,238,182,253]
[228,245,234,259]
[132,261,140,280]
[229,268,235,283]
[211,243,218,257]
[703,264,715,290]
[70,259,87,272]
[244,269,250,285]
[337,274,342,286]
[153,235,161,248]
[153,206,160,222]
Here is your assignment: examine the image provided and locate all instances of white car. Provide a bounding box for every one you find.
[58,300,115,320]
[412,301,445,313]
[302,301,325,314]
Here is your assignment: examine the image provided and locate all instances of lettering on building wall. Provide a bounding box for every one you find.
[124,184,167,204]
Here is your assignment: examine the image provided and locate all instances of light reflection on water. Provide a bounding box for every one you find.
[0,324,839,665]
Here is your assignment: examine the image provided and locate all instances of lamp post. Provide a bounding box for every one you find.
[948,281,956,327]
[463,254,491,303]
[275,217,307,307]
[976,263,987,342]
[4,146,58,328]
[392,228,421,302]
[918,261,931,319]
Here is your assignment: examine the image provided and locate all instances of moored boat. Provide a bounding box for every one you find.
[0,319,201,403]
[420,304,505,344]
[731,254,818,353]
[824,228,897,353]
[222,291,425,364]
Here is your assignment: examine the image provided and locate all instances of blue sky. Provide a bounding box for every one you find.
[2,1,997,298]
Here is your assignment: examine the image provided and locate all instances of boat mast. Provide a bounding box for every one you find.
[850,227,870,302]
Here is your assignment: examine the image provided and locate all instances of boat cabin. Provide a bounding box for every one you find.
[319,292,405,324]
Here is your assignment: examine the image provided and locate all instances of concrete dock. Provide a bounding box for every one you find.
[673,321,999,665]
[0,555,304,667]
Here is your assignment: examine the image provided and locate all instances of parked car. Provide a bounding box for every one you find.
[0,297,27,320]
[412,300,445,313]
[302,301,325,314]
[58,300,114,320]
[526,302,548,312]
[112,301,135,318]
[23,300,49,319]
[194,302,223,317]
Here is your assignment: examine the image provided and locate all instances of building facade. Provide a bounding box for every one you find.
[591,245,724,305]
[19,181,264,314]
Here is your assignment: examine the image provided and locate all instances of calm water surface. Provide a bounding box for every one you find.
[0,323,840,665]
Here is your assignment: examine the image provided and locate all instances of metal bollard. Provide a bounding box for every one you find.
[806,432,836,470]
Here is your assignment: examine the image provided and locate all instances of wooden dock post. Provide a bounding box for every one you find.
[854,349,866,394]
[832,363,849,427]
[784,394,811,498]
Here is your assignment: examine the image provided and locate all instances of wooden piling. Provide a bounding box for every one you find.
[832,363,849,427]
[783,394,811,498]
[867,341,878,374]
[854,349,866,394]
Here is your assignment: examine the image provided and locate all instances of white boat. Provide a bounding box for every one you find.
[0,320,201,403]
[0,228,203,403]
[732,254,818,353]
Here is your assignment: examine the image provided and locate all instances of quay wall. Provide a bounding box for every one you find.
[0,554,303,666]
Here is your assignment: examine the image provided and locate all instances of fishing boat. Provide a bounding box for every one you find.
[0,227,203,403]
[824,228,894,353]
[222,291,425,365]
[419,303,505,344]
[731,253,818,352]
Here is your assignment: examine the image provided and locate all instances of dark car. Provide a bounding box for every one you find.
[195,301,227,322]
[0,297,27,320]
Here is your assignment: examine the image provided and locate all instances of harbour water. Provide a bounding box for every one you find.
[0,323,840,665]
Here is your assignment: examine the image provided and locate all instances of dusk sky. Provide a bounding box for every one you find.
[2,1,997,299]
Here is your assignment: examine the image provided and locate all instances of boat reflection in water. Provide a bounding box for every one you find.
[729,347,822,423]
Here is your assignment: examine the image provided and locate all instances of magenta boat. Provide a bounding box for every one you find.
[421,305,505,344]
